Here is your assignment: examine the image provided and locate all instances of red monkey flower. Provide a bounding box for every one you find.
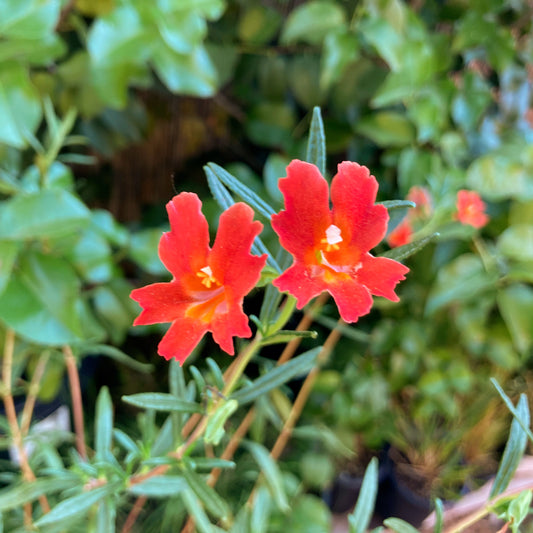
[272,160,409,323]
[130,193,266,365]
[387,218,413,248]
[407,186,433,219]
[455,189,489,229]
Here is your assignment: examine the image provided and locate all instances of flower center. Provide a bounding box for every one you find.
[321,224,343,252]
[196,266,220,288]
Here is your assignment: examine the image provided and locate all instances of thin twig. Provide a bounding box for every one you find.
[63,345,87,460]
[2,329,50,521]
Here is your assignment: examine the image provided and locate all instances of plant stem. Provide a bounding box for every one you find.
[1,329,50,520]
[63,345,87,460]
[20,350,50,436]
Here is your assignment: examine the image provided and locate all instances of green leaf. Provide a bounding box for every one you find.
[95,386,113,459]
[0,188,90,240]
[182,468,231,521]
[205,399,239,445]
[243,441,289,512]
[152,44,217,97]
[0,241,19,296]
[355,112,415,147]
[181,487,217,533]
[250,486,271,533]
[0,62,42,148]
[498,224,533,262]
[320,29,359,90]
[129,227,166,275]
[497,284,533,355]
[68,227,113,283]
[263,153,289,205]
[306,107,326,176]
[246,102,296,148]
[186,458,235,471]
[281,1,346,45]
[238,5,282,45]
[82,344,153,373]
[231,347,320,405]
[0,477,77,512]
[97,497,116,533]
[425,254,498,314]
[382,233,438,262]
[206,163,276,220]
[382,518,419,533]
[286,495,331,532]
[348,458,379,533]
[505,490,533,531]
[122,393,203,413]
[0,0,61,39]
[260,330,318,346]
[35,483,120,528]
[128,475,186,497]
[434,498,444,533]
[380,200,415,236]
[490,394,530,498]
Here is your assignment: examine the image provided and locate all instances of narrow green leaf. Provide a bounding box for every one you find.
[190,365,206,395]
[205,399,239,445]
[122,393,203,413]
[181,487,216,533]
[128,476,186,497]
[205,164,233,210]
[306,107,326,176]
[207,163,275,220]
[95,386,113,459]
[205,358,225,392]
[250,486,271,533]
[491,379,533,442]
[82,344,153,373]
[35,484,119,528]
[182,468,231,521]
[383,233,439,262]
[113,429,140,455]
[434,498,444,533]
[382,518,420,533]
[243,441,289,512]
[348,458,378,533]
[490,394,530,497]
[505,490,533,529]
[97,497,116,533]
[169,358,187,442]
[260,329,317,346]
[231,347,321,405]
[378,200,417,210]
[186,458,235,471]
[0,477,77,512]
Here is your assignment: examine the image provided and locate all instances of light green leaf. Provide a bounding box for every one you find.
[0,477,78,512]
[122,393,203,413]
[0,241,19,296]
[97,497,116,533]
[231,347,320,405]
[263,153,289,205]
[181,487,217,533]
[383,518,419,533]
[490,394,530,498]
[355,112,415,147]
[186,458,235,471]
[95,386,113,459]
[281,1,346,45]
[35,483,120,528]
[0,62,42,147]
[260,330,318,346]
[0,0,61,40]
[348,458,378,533]
[0,188,90,240]
[306,107,326,176]
[68,228,113,284]
[129,227,166,275]
[498,224,533,262]
[205,399,238,445]
[238,5,282,45]
[128,475,186,497]
[250,486,271,533]
[320,29,359,90]
[243,441,289,512]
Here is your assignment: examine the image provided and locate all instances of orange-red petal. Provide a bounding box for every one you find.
[327,278,373,323]
[131,282,191,325]
[158,318,208,364]
[210,303,252,355]
[357,254,409,301]
[272,263,328,309]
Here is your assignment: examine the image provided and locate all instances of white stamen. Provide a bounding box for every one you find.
[200,266,213,277]
[325,224,343,246]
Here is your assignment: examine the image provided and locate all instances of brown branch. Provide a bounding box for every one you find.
[63,345,87,460]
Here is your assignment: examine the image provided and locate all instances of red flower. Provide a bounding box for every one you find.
[130,193,266,365]
[271,161,409,323]
[455,189,489,229]
[387,218,413,248]
[407,186,433,219]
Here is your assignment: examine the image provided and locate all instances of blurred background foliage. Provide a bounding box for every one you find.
[0,0,533,524]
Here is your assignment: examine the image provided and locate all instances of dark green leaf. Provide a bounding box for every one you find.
[490,394,530,497]
[306,107,326,176]
[260,330,318,346]
[122,393,203,413]
[129,227,166,275]
[348,458,378,533]
[382,233,438,262]
[231,347,320,405]
[81,344,153,373]
[186,458,235,471]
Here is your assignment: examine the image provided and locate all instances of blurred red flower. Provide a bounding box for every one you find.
[455,189,489,228]
[272,160,409,323]
[407,186,433,219]
[131,193,266,365]
[387,218,413,248]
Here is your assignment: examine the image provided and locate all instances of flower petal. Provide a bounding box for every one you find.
[331,162,389,252]
[210,202,266,294]
[327,278,373,323]
[158,317,207,364]
[159,193,210,279]
[272,160,331,262]
[357,253,409,301]
[273,263,328,309]
[210,303,252,355]
[131,282,190,325]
